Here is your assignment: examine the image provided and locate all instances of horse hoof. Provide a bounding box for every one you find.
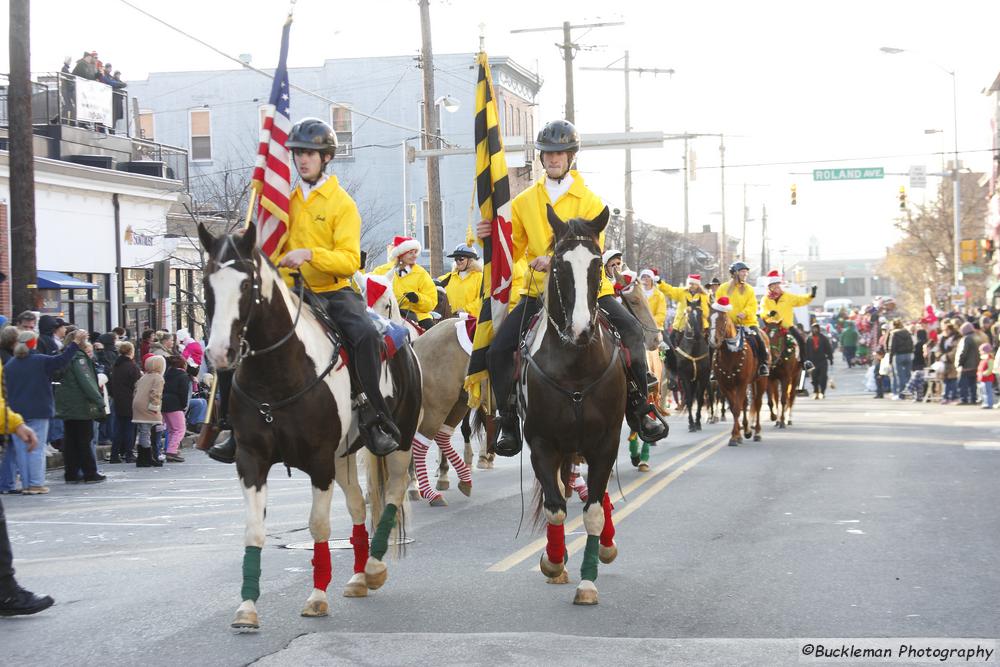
[753,434,762,442]
[777,423,786,430]
[787,421,792,427]
[539,553,566,578]
[573,581,599,605]
[744,431,752,439]
[728,439,740,447]
[231,608,260,632]
[688,424,697,433]
[301,598,329,616]
[477,456,490,470]
[598,543,618,564]
[343,573,368,598]
[436,479,450,491]
[458,481,472,497]
[637,462,650,472]
[546,569,570,585]
[365,558,388,590]
[429,495,448,507]
[463,444,474,467]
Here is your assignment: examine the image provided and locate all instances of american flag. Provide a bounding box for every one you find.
[251,16,293,260]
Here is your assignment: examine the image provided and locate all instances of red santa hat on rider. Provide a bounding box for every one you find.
[388,235,421,261]
[686,273,702,286]
[712,296,733,312]
[765,269,782,286]
[364,274,391,308]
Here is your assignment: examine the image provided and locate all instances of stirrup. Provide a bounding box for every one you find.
[493,411,522,457]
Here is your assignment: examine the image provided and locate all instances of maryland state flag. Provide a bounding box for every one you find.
[464,52,514,410]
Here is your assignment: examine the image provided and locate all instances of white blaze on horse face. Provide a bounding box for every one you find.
[563,245,597,340]
[206,266,248,369]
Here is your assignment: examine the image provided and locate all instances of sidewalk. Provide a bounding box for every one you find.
[44,432,209,470]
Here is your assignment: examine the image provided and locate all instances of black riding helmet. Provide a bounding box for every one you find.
[729,261,750,275]
[286,117,338,157]
[535,119,580,153]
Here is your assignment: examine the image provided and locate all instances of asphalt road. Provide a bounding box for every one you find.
[1,364,997,666]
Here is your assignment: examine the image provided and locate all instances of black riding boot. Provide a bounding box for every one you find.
[207,370,238,464]
[493,403,523,457]
[626,388,669,443]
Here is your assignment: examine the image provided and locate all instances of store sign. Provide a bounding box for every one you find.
[75,79,113,126]
[124,225,153,247]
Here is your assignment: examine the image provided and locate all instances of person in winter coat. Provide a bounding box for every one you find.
[372,236,438,328]
[977,343,995,409]
[132,355,165,468]
[887,319,914,399]
[0,330,85,494]
[53,337,106,484]
[0,326,18,365]
[36,315,67,355]
[839,321,859,367]
[955,321,979,405]
[148,331,174,357]
[805,323,834,399]
[906,329,929,401]
[161,356,191,463]
[176,328,204,379]
[939,322,961,403]
[108,342,141,463]
[139,329,154,359]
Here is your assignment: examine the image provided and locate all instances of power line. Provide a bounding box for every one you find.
[631,147,998,172]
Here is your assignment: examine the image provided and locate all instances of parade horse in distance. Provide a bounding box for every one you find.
[708,308,766,446]
[675,305,711,433]
[520,206,625,606]
[764,322,801,429]
[364,276,475,507]
[198,224,421,632]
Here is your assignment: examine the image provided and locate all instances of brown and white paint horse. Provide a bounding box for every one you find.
[199,224,421,631]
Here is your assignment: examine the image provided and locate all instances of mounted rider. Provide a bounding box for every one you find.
[436,243,483,318]
[206,117,401,463]
[759,270,816,371]
[659,273,711,344]
[706,277,722,302]
[638,270,666,331]
[714,261,771,377]
[477,119,668,456]
[373,236,438,328]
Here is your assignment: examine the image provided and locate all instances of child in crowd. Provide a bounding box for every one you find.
[161,356,190,463]
[977,343,995,410]
[132,355,165,467]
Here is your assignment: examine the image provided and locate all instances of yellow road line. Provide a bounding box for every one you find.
[486,432,726,573]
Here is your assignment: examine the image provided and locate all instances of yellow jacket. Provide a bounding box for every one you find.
[714,280,760,326]
[508,258,528,312]
[658,283,710,330]
[642,287,667,329]
[760,291,813,328]
[276,176,361,293]
[510,171,613,299]
[437,269,483,318]
[0,364,25,434]
[373,263,438,320]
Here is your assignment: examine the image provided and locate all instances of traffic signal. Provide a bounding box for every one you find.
[790,184,797,206]
[960,239,977,263]
[898,186,907,210]
[981,238,995,261]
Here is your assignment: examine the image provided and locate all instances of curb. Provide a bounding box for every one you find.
[44,433,206,470]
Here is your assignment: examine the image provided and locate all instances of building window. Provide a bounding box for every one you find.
[138,110,154,140]
[172,268,205,343]
[190,109,212,161]
[330,104,353,157]
[38,273,111,333]
[825,277,865,297]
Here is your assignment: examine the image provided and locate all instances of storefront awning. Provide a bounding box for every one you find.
[37,271,99,290]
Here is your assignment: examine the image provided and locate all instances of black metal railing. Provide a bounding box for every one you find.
[0,72,130,135]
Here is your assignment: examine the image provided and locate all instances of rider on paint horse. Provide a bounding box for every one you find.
[478,119,668,456]
[372,236,438,329]
[435,243,483,318]
[713,261,771,377]
[207,118,402,463]
[759,270,816,371]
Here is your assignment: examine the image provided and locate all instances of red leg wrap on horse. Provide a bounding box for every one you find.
[435,430,471,482]
[350,523,369,574]
[600,492,616,547]
[546,522,566,565]
[312,541,332,591]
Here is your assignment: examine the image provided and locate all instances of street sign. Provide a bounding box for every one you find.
[962,265,983,275]
[813,167,884,181]
[909,165,927,189]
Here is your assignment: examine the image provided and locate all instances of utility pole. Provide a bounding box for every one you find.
[510,20,623,123]
[682,136,690,278]
[760,203,769,272]
[581,53,674,269]
[742,184,749,260]
[8,0,37,314]
[418,0,444,276]
[719,135,727,273]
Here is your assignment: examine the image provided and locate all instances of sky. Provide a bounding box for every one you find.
[4,0,999,270]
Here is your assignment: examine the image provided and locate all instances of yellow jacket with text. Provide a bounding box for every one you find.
[437,268,483,318]
[760,291,813,328]
[373,263,438,321]
[511,171,613,299]
[276,176,361,293]
[714,280,760,326]
[658,282,711,330]
[508,258,528,312]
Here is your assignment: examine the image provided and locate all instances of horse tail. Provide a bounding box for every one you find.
[362,450,409,560]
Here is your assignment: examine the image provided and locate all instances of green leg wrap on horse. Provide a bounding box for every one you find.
[370,503,398,560]
[580,534,600,582]
[628,437,639,458]
[241,545,262,602]
[641,441,650,462]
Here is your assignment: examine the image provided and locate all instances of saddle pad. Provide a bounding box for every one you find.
[454,312,477,355]
[367,310,411,360]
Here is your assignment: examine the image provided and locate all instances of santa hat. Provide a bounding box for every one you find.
[765,269,782,286]
[712,296,732,312]
[638,269,655,282]
[686,273,702,286]
[175,328,191,345]
[365,274,391,308]
[388,235,421,261]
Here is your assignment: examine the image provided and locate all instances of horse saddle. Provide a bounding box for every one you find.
[300,289,411,365]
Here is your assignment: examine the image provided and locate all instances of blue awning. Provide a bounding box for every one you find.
[37,271,99,290]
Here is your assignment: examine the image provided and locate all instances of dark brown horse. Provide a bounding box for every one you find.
[708,310,766,445]
[764,323,801,428]
[522,206,625,606]
[675,305,710,432]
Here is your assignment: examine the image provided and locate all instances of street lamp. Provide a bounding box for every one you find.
[880,46,961,292]
[435,95,460,113]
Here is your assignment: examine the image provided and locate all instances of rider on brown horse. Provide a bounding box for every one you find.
[477,119,668,456]
[714,261,771,377]
[759,270,816,371]
[206,118,402,463]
